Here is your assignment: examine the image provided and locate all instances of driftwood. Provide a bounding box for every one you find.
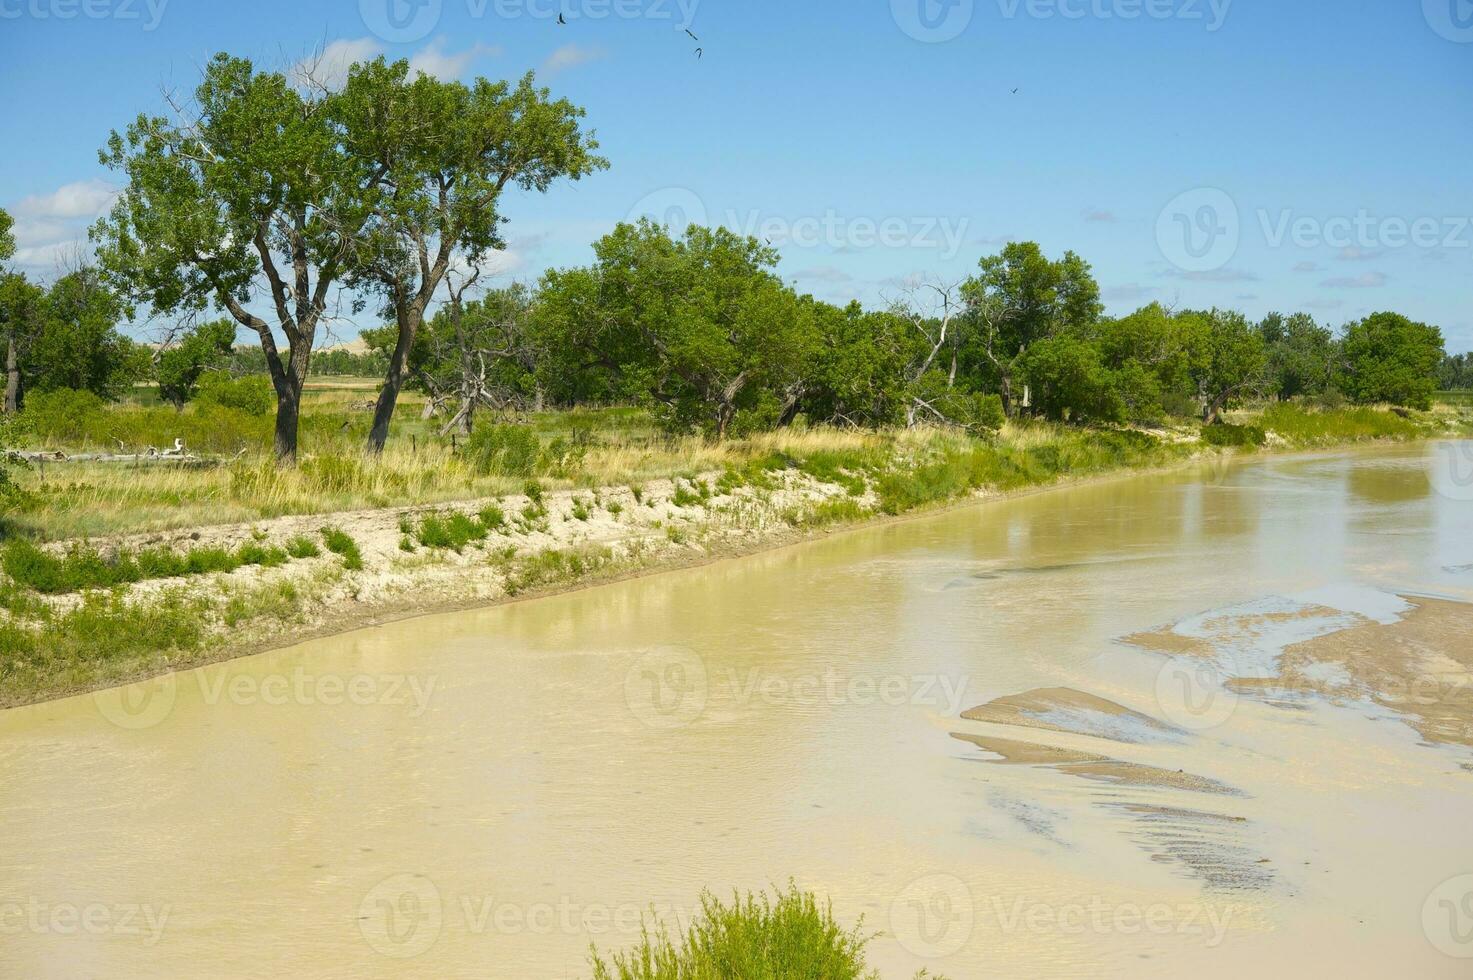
[4,441,245,467]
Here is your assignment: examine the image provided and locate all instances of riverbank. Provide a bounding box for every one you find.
[2,404,1466,708]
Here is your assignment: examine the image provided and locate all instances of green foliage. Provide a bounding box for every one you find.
[18,388,107,443]
[1,589,208,699]
[588,884,880,980]
[536,221,816,438]
[1339,312,1444,410]
[414,510,488,551]
[466,424,542,476]
[1200,422,1266,448]
[157,319,237,407]
[1,536,306,594]
[1258,312,1339,399]
[196,371,275,416]
[1258,403,1422,444]
[319,526,364,570]
[25,267,143,402]
[1019,334,1124,423]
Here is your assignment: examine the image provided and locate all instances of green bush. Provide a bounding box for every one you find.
[320,526,364,570]
[285,535,321,559]
[466,424,543,476]
[589,884,881,980]
[195,371,275,416]
[1200,422,1267,448]
[19,388,106,443]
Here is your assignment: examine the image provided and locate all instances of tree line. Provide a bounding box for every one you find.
[0,51,1458,460]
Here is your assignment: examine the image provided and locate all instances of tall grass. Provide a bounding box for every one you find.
[588,885,890,980]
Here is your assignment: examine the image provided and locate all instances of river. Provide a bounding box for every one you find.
[3,442,1472,978]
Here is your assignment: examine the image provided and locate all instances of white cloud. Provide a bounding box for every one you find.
[409,37,499,80]
[14,179,119,220]
[1102,283,1157,302]
[1164,267,1258,282]
[1292,260,1320,273]
[792,265,852,284]
[1081,209,1117,223]
[1336,246,1382,262]
[543,43,607,74]
[1320,271,1388,289]
[292,37,384,90]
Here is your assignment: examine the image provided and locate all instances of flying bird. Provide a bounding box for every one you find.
[685,28,699,40]
[557,12,566,24]
[1011,87,1019,94]
[694,47,703,58]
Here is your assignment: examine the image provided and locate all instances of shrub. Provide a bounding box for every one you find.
[1200,422,1267,448]
[478,504,505,530]
[19,388,106,443]
[285,535,321,559]
[466,424,542,476]
[320,526,364,570]
[588,884,881,980]
[195,371,275,416]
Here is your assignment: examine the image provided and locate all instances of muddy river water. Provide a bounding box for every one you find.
[3,442,1473,978]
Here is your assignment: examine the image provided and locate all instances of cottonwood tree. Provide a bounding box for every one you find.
[536,221,815,438]
[1180,309,1269,422]
[0,273,45,414]
[334,60,606,453]
[1339,312,1444,410]
[28,263,143,400]
[157,318,238,408]
[93,53,387,461]
[960,242,1102,416]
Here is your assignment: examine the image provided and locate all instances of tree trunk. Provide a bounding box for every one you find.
[368,303,423,453]
[270,342,311,463]
[4,336,19,414]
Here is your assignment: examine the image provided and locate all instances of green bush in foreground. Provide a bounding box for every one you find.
[1,536,306,595]
[319,526,364,571]
[589,885,899,980]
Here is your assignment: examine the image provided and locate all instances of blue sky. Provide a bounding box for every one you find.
[2,0,1470,351]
